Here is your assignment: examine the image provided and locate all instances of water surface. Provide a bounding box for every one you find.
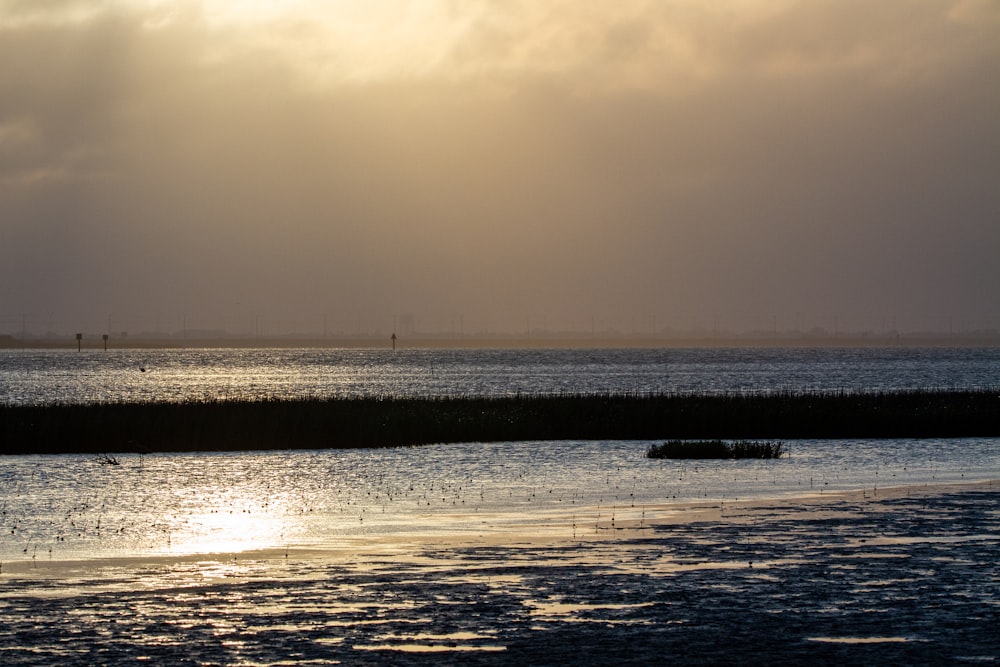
[2,438,995,563]
[3,346,999,405]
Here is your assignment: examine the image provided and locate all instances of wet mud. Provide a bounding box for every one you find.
[2,486,997,665]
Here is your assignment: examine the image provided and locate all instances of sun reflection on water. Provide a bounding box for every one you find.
[1,438,996,564]
[165,508,288,556]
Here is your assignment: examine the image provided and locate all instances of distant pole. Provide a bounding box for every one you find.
[391,332,397,351]
[76,333,82,352]
[103,334,109,351]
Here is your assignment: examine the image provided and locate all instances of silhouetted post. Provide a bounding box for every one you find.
[76,333,82,351]
[103,334,109,351]
[391,332,397,351]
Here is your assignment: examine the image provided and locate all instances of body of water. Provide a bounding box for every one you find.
[1,438,997,563]
[1,346,998,563]
[2,345,999,405]
[0,348,1000,561]
[2,346,998,665]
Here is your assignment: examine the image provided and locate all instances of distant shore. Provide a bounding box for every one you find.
[3,389,997,455]
[2,333,999,350]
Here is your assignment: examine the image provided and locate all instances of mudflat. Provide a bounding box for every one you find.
[2,481,997,665]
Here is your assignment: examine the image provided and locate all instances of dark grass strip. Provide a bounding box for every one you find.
[2,389,998,454]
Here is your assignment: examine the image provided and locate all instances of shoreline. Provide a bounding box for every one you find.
[4,336,1000,350]
[4,478,994,577]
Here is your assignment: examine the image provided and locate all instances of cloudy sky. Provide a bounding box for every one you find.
[1,0,998,338]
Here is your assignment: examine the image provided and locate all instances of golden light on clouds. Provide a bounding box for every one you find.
[1,0,998,337]
[6,1,993,89]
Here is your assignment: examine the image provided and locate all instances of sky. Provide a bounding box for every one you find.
[1,0,998,338]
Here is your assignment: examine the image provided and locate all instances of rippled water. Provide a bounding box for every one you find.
[2,346,998,563]
[2,438,997,563]
[2,346,999,405]
[2,347,998,665]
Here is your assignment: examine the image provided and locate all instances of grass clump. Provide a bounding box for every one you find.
[647,439,785,460]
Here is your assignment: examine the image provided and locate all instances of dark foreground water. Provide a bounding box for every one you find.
[2,486,996,666]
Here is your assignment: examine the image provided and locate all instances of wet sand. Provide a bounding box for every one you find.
[2,481,997,665]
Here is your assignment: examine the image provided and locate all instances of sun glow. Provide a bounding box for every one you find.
[192,0,468,82]
[157,482,301,557]
[166,508,288,555]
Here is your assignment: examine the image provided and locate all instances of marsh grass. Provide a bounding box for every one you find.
[646,440,785,459]
[1,389,997,454]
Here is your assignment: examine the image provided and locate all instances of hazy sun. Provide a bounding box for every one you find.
[167,508,288,556]
[190,0,467,82]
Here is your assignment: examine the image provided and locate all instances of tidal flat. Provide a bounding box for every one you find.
[2,482,997,665]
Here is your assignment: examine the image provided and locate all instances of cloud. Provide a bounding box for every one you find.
[1,0,998,336]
